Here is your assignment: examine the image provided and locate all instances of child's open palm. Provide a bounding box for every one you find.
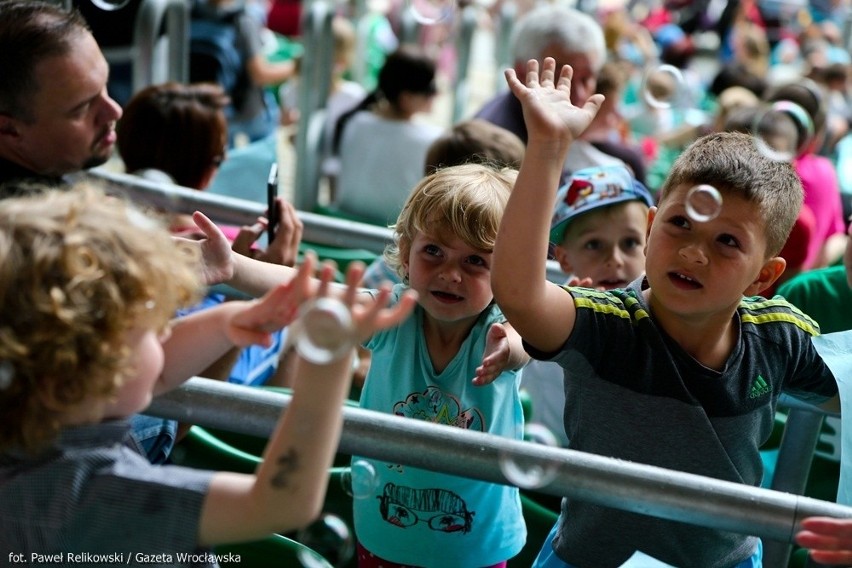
[226,254,416,349]
[504,58,604,149]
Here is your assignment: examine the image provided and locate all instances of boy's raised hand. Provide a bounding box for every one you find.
[504,58,604,150]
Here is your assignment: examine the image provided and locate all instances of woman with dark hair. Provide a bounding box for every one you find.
[118,81,229,198]
[331,47,444,226]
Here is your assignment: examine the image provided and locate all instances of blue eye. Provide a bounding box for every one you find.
[467,255,486,267]
[424,244,440,256]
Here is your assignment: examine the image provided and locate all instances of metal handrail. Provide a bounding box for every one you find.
[293,1,334,212]
[85,0,189,94]
[132,0,189,90]
[147,378,852,545]
[81,167,569,282]
[451,4,477,123]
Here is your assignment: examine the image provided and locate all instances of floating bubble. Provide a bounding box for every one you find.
[296,514,355,568]
[406,0,455,25]
[685,184,723,223]
[524,422,560,448]
[753,100,815,162]
[293,298,355,364]
[640,64,685,109]
[498,450,558,490]
[90,0,132,11]
[341,460,379,500]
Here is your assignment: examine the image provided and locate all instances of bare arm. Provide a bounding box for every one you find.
[491,58,604,353]
[155,254,320,395]
[197,262,417,545]
[190,210,350,301]
[246,53,296,87]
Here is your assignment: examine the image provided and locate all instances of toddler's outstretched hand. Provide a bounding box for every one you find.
[795,517,852,565]
[226,252,321,347]
[225,254,418,351]
[185,211,236,285]
[473,323,513,386]
[504,58,604,150]
[336,264,418,346]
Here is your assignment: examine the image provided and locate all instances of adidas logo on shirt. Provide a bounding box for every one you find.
[748,375,771,399]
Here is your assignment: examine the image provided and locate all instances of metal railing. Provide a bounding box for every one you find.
[293,1,334,212]
[147,378,852,548]
[81,167,569,282]
[76,0,189,95]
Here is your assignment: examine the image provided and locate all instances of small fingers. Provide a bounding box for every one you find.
[524,58,541,87]
[342,261,365,307]
[316,260,337,298]
[539,57,557,86]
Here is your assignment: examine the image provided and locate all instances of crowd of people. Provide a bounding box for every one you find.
[3,0,852,566]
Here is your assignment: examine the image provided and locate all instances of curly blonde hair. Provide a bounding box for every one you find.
[384,164,517,278]
[0,182,203,453]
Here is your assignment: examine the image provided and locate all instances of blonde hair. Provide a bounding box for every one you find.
[384,164,517,278]
[0,182,203,453]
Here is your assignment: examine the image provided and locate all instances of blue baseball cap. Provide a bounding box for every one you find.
[549,165,654,246]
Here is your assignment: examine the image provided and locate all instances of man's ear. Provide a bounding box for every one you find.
[745,257,787,296]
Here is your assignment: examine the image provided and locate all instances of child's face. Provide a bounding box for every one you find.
[644,184,782,318]
[403,231,494,326]
[553,201,648,289]
[102,327,165,419]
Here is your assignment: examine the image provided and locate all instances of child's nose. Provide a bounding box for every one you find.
[678,243,708,264]
[439,265,462,282]
[605,247,624,267]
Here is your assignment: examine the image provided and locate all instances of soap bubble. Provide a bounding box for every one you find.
[753,100,815,162]
[498,450,558,490]
[406,0,455,25]
[296,514,354,568]
[685,184,722,223]
[293,298,355,364]
[340,460,379,500]
[640,64,685,109]
[90,0,132,11]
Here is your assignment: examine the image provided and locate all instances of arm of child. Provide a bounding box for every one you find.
[473,322,529,386]
[196,262,417,545]
[154,254,321,395]
[795,517,852,565]
[491,58,604,353]
[189,210,363,302]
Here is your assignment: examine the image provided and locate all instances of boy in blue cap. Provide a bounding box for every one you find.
[549,164,653,290]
